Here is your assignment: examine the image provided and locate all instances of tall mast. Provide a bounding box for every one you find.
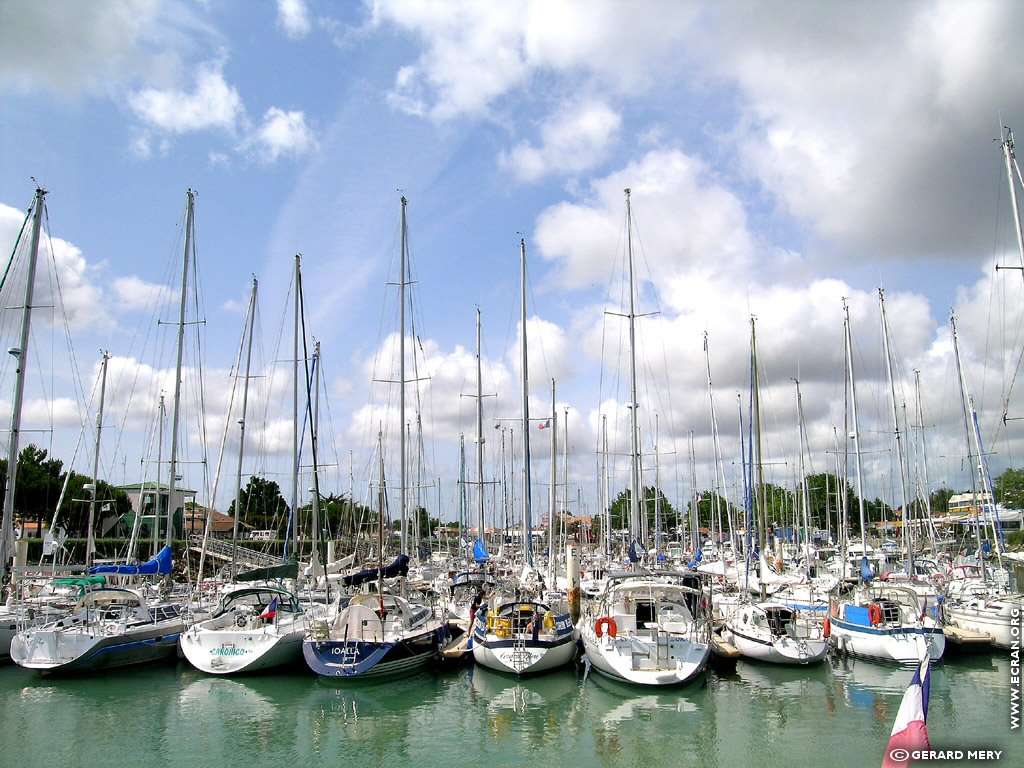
[475,308,486,548]
[878,288,913,572]
[951,314,1004,573]
[1000,127,1024,277]
[625,189,642,546]
[399,197,408,557]
[750,316,767,577]
[843,299,870,580]
[230,278,257,579]
[548,378,557,586]
[152,395,165,558]
[1,187,46,581]
[704,332,734,551]
[308,339,323,576]
[166,189,194,548]
[562,405,569,557]
[85,352,110,569]
[794,379,813,573]
[602,415,611,556]
[291,254,300,561]
[520,238,534,566]
[912,369,940,549]
[458,434,466,550]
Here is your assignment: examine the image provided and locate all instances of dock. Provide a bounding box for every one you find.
[943,625,994,653]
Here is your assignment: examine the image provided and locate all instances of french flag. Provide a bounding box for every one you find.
[538,419,551,430]
[882,652,931,768]
[259,597,279,622]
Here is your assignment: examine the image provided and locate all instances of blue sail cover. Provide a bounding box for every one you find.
[628,539,641,564]
[860,555,875,583]
[473,539,490,563]
[88,545,173,575]
[341,554,410,587]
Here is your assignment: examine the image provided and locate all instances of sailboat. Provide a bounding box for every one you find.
[940,311,1024,649]
[180,274,319,674]
[470,240,577,675]
[11,189,208,673]
[10,546,191,673]
[721,326,829,665]
[578,189,711,686]
[302,196,449,680]
[827,300,945,665]
[0,188,89,660]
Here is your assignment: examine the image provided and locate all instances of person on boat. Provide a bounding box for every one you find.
[469,587,488,627]
[525,608,541,642]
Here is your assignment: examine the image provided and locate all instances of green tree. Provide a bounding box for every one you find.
[608,486,677,532]
[227,476,290,534]
[0,445,65,535]
[693,491,739,532]
[994,468,1024,508]
[0,445,130,539]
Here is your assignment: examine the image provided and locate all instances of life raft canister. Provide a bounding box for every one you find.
[595,616,617,639]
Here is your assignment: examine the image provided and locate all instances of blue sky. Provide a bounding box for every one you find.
[2,0,1024,530]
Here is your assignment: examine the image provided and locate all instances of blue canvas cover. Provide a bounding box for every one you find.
[341,554,410,587]
[88,545,173,575]
[473,539,490,563]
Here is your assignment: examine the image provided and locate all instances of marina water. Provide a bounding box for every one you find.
[1,652,1016,768]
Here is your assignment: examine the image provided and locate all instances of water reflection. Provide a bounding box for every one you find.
[583,670,718,768]
[467,666,583,749]
[0,653,1017,768]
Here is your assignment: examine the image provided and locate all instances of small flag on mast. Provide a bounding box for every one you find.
[538,419,551,430]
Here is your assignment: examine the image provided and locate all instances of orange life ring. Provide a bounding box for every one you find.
[868,603,883,626]
[595,616,617,639]
[823,616,831,639]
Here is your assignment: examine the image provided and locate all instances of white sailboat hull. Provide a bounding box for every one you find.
[179,618,306,674]
[944,595,1024,649]
[472,634,577,675]
[723,626,828,664]
[581,629,710,686]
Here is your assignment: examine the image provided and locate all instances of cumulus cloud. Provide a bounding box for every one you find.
[500,99,622,182]
[244,107,318,163]
[113,276,175,312]
[0,0,160,97]
[698,0,1024,260]
[129,64,243,134]
[535,149,758,293]
[277,0,311,39]
[375,0,694,120]
[0,202,112,333]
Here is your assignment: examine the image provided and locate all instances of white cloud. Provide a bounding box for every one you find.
[277,0,312,39]
[698,0,1024,260]
[0,202,112,333]
[244,107,318,163]
[375,0,695,121]
[535,149,758,292]
[113,276,175,312]
[500,100,622,182]
[0,0,161,97]
[129,63,243,134]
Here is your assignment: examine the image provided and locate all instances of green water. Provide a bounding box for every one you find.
[0,653,1018,768]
